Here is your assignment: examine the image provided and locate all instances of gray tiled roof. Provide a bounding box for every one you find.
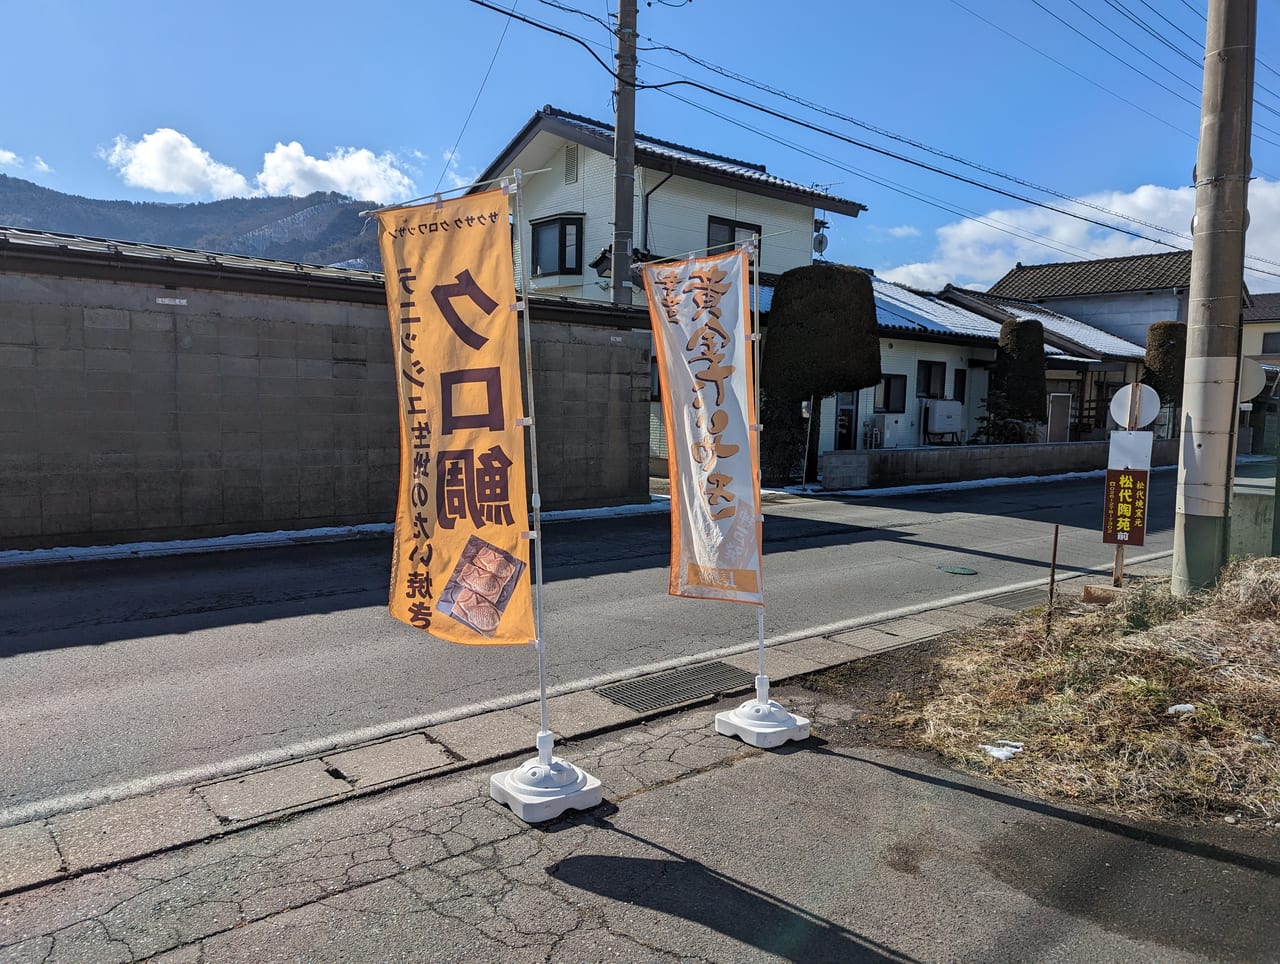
[759,274,1050,345]
[954,290,1145,360]
[987,251,1193,299]
[551,109,863,214]
[871,277,1002,341]
[479,107,866,219]
[0,224,382,282]
[1243,291,1280,322]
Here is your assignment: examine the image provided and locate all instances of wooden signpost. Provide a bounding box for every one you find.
[1106,383,1159,587]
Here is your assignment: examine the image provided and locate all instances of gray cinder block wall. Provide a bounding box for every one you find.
[0,268,651,550]
[531,324,652,509]
[819,438,1182,490]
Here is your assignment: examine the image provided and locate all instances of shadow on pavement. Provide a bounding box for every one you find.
[804,743,1280,877]
[548,819,918,963]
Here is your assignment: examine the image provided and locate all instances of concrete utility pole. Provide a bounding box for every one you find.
[1173,0,1256,594]
[610,0,638,306]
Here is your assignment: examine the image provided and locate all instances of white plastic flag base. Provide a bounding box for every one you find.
[489,733,603,823]
[715,675,810,748]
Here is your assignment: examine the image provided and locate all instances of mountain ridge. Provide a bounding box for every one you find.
[0,175,382,270]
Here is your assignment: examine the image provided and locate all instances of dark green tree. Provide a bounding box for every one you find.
[758,264,881,484]
[992,318,1046,423]
[1143,320,1187,406]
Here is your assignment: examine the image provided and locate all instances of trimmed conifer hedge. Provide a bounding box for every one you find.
[994,318,1046,422]
[759,264,881,484]
[1144,320,1187,406]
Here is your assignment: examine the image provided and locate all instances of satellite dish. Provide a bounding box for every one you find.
[812,232,828,254]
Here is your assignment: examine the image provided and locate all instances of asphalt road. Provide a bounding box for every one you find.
[0,472,1177,816]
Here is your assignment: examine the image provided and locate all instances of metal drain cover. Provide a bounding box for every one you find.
[595,661,755,713]
[989,587,1050,610]
[939,565,978,575]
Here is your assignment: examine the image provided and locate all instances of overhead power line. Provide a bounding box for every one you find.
[436,0,521,193]
[464,0,1280,280]
[654,86,1112,266]
[639,36,1203,247]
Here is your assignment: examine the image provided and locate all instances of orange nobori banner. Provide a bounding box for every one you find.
[376,189,535,645]
[642,249,764,606]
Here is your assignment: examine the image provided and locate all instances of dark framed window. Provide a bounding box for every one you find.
[530,215,583,276]
[1263,331,1280,354]
[874,374,907,413]
[952,368,967,403]
[708,216,762,256]
[834,391,858,450]
[916,360,946,399]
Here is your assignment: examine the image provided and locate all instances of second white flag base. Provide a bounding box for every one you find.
[489,732,603,824]
[715,675,811,748]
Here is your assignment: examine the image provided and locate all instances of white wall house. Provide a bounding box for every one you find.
[986,251,1193,348]
[476,105,868,471]
[1241,292,1280,364]
[943,287,1146,442]
[475,106,867,305]
[819,278,1000,451]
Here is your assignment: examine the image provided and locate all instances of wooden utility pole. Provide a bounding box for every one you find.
[1173,0,1256,593]
[610,0,638,306]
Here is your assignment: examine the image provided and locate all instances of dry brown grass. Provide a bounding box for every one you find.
[897,558,1280,823]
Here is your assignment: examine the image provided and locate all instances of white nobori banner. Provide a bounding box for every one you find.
[643,249,763,606]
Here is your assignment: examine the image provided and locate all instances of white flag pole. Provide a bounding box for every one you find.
[713,237,810,748]
[489,169,602,823]
[752,239,768,695]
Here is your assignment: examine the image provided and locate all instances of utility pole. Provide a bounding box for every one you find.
[610,0,638,306]
[1173,0,1256,593]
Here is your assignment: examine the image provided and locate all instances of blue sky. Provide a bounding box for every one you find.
[6,0,1280,290]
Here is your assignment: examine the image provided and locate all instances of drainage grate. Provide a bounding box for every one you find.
[989,587,1051,611]
[595,661,755,713]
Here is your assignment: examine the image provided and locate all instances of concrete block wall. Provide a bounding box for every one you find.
[1,271,652,549]
[1229,490,1275,558]
[530,323,652,509]
[820,438,1181,490]
[0,274,399,549]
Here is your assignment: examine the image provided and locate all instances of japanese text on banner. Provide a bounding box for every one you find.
[643,250,764,606]
[376,190,535,645]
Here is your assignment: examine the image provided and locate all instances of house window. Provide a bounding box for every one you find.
[1262,331,1280,354]
[708,216,762,256]
[953,368,967,403]
[530,215,583,276]
[916,360,946,399]
[874,374,907,413]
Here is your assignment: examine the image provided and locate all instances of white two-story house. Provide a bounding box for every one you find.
[475,105,867,305]
[476,105,868,470]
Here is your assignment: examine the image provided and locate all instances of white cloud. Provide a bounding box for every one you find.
[438,150,475,190]
[0,149,20,168]
[878,180,1280,294]
[33,156,51,173]
[887,225,920,238]
[99,129,417,204]
[255,142,415,203]
[101,129,250,198]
